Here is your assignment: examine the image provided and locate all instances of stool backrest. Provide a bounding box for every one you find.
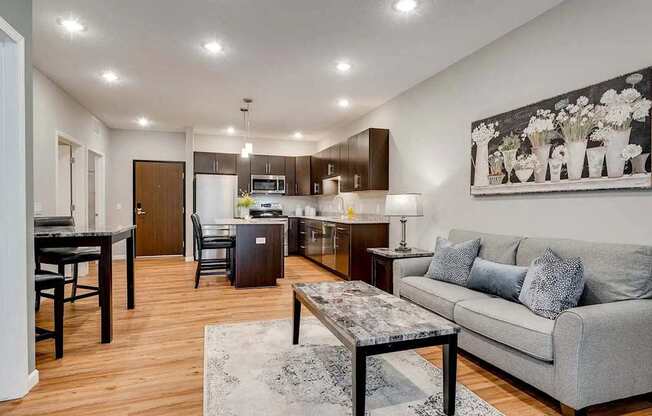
[191,213,203,249]
[35,216,75,227]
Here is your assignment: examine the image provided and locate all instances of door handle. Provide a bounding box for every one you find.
[136,207,147,216]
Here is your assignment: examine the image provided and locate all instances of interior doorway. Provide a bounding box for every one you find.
[56,141,72,216]
[87,150,104,228]
[133,160,185,256]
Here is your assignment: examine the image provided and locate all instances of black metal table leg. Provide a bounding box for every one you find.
[99,238,113,343]
[126,231,135,309]
[54,280,64,359]
[443,334,458,415]
[292,291,301,345]
[352,347,367,416]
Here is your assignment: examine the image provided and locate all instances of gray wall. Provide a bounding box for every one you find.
[0,0,34,374]
[319,0,652,250]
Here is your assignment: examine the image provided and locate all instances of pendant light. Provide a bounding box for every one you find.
[240,98,253,158]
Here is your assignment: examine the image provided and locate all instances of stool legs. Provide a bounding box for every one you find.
[54,281,64,359]
[71,263,79,303]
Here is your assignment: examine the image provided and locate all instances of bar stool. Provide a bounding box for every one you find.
[34,216,101,307]
[191,213,235,288]
[35,271,65,359]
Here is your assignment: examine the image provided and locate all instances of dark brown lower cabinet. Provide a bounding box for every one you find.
[298,220,307,256]
[335,225,350,276]
[288,218,299,254]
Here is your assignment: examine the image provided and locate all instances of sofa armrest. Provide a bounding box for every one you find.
[392,256,432,296]
[553,299,652,409]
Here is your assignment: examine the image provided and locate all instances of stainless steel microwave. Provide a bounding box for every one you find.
[251,175,286,194]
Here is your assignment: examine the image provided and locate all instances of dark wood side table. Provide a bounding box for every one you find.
[367,247,434,293]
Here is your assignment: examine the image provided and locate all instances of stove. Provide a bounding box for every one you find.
[249,203,288,256]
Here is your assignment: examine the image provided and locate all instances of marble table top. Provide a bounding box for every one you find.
[34,225,135,238]
[293,281,459,347]
[367,247,434,259]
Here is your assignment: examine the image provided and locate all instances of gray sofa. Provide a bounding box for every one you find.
[393,229,652,415]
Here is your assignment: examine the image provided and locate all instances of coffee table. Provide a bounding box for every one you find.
[292,281,460,416]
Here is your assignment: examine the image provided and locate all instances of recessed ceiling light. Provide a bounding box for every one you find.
[101,71,119,83]
[137,117,150,127]
[58,17,86,34]
[337,98,350,108]
[293,131,303,139]
[336,61,351,72]
[226,126,235,134]
[203,41,223,54]
[393,0,418,13]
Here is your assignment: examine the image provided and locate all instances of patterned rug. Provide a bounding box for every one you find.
[204,319,503,416]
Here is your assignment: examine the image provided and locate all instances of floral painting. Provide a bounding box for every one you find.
[470,67,652,195]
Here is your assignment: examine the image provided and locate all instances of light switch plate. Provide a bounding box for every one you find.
[255,237,266,244]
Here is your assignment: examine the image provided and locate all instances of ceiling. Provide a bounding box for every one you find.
[33,0,562,140]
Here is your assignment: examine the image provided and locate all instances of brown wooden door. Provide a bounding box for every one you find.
[268,156,286,175]
[285,157,296,195]
[249,155,268,175]
[134,161,185,256]
[296,156,311,195]
[215,153,237,174]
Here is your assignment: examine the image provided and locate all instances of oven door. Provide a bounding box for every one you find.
[251,175,285,194]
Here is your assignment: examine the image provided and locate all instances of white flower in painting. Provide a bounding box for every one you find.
[621,144,643,161]
[577,96,589,107]
[599,87,651,130]
[556,96,601,143]
[514,153,539,170]
[621,88,642,103]
[600,89,618,105]
[605,103,631,127]
[472,122,500,145]
[552,144,568,164]
[632,98,652,122]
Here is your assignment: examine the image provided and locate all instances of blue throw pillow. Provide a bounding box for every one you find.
[425,237,480,286]
[519,248,585,320]
[467,257,528,302]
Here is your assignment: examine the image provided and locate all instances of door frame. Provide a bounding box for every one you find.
[132,160,186,257]
[54,131,85,225]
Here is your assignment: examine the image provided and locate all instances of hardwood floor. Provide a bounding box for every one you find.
[2,256,651,415]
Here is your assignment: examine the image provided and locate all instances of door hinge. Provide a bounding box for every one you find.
[182,241,185,248]
[182,207,185,214]
[71,204,76,212]
[71,157,76,164]
[181,172,185,180]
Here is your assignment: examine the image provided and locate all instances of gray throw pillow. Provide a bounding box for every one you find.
[519,249,585,320]
[425,237,480,286]
[467,257,528,302]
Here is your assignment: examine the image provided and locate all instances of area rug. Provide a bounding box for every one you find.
[204,319,503,416]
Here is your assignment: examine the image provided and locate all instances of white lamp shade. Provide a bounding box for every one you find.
[384,193,423,217]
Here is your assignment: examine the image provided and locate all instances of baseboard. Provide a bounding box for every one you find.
[185,256,195,262]
[0,369,38,402]
[112,254,126,260]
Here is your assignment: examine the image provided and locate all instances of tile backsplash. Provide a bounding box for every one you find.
[253,191,388,218]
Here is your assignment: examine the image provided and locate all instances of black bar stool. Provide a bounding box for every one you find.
[35,271,65,359]
[34,216,102,306]
[191,213,235,288]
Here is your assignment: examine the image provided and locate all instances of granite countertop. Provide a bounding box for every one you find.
[293,281,459,347]
[34,225,135,237]
[367,247,434,259]
[206,218,285,226]
[287,215,389,225]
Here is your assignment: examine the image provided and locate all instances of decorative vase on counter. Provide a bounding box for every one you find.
[549,159,563,182]
[473,142,490,187]
[565,140,588,180]
[631,153,650,174]
[586,147,607,178]
[239,206,251,220]
[501,149,518,185]
[532,145,551,183]
[605,128,631,178]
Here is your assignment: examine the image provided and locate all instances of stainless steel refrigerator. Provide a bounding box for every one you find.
[194,174,238,259]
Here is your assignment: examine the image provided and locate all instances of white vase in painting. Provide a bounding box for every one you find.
[586,147,606,178]
[473,142,489,186]
[605,128,631,178]
[532,145,551,183]
[515,168,533,183]
[549,159,562,182]
[501,149,518,185]
[565,140,587,180]
[631,153,650,174]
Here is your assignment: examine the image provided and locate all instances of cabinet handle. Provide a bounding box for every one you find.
[337,227,347,231]
[295,183,298,194]
[354,174,360,189]
[299,245,305,249]
[216,160,219,173]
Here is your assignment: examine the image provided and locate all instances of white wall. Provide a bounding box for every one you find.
[107,129,186,255]
[195,133,317,156]
[33,68,110,220]
[318,0,652,250]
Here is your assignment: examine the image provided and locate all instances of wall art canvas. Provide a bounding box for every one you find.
[470,67,652,195]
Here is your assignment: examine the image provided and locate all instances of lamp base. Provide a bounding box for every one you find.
[394,246,412,253]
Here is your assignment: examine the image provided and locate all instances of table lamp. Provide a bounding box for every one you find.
[384,193,423,252]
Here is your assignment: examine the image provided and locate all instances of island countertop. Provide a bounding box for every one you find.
[287,215,389,224]
[205,218,285,226]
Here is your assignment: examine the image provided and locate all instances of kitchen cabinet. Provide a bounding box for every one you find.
[305,220,322,263]
[345,128,389,192]
[310,153,323,195]
[297,219,307,256]
[288,217,299,254]
[237,155,251,194]
[194,152,237,175]
[285,157,296,196]
[250,154,285,175]
[323,144,341,177]
[295,156,311,196]
[335,225,350,276]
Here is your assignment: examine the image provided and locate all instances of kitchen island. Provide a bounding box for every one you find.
[207,219,284,288]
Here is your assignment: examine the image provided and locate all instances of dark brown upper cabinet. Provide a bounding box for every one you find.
[285,157,296,196]
[346,128,389,192]
[310,151,326,195]
[194,152,237,175]
[250,154,286,175]
[237,155,251,194]
[296,156,311,196]
[323,143,342,177]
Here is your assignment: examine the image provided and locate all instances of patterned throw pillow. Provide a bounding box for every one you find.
[425,237,481,286]
[519,249,585,320]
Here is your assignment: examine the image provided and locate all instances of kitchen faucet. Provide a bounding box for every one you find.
[333,196,345,217]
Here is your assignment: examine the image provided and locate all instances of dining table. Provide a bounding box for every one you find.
[34,224,136,344]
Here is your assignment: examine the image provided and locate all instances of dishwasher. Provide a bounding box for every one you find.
[321,222,336,270]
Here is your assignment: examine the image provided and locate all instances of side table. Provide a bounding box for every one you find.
[367,247,434,294]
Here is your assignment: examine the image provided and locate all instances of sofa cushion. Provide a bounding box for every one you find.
[425,237,480,287]
[516,237,652,305]
[449,229,523,265]
[454,298,555,362]
[467,257,528,302]
[400,276,493,320]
